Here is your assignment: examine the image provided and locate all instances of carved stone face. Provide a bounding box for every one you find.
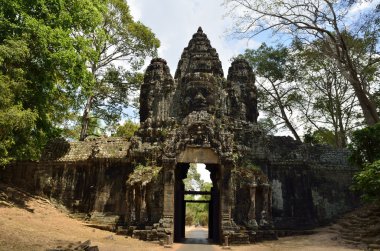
[184,81,216,114]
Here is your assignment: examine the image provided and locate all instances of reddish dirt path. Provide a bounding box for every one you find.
[174,227,362,251]
[0,192,362,251]
[0,196,164,251]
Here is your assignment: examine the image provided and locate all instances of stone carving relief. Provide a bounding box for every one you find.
[227,59,259,123]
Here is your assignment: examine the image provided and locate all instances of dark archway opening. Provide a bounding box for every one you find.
[174,163,220,243]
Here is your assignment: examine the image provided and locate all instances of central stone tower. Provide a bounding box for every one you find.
[136,27,266,243]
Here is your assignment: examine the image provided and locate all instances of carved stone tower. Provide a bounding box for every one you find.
[135,27,270,243]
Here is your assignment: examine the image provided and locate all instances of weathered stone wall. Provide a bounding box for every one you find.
[251,136,358,230]
[228,134,359,234]
[38,160,131,215]
[1,161,39,192]
[268,164,358,229]
[0,138,165,229]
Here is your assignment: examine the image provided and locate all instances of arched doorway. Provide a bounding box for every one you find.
[174,162,220,243]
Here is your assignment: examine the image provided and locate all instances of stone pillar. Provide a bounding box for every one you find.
[220,159,239,240]
[125,188,132,223]
[262,183,270,214]
[162,157,176,217]
[248,181,257,220]
[141,186,147,222]
[268,186,272,219]
[161,157,176,244]
[221,164,232,222]
[135,185,141,222]
[246,180,258,230]
[130,188,136,223]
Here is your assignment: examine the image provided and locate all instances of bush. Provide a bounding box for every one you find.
[349,123,380,202]
[353,160,380,202]
[349,123,380,166]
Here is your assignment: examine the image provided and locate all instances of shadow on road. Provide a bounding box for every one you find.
[183,227,211,244]
[176,227,217,251]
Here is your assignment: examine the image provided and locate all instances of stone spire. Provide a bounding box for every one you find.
[174,27,224,79]
[140,58,174,123]
[172,28,225,119]
[227,59,259,123]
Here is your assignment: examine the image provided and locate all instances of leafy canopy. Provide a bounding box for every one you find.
[0,0,105,164]
[0,0,159,164]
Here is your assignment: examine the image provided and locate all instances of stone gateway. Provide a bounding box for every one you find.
[1,27,358,245]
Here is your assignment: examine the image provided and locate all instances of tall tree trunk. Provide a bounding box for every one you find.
[282,112,301,142]
[337,118,346,148]
[348,76,379,125]
[326,36,380,125]
[79,95,94,141]
[270,81,301,141]
[277,100,301,141]
[335,93,347,148]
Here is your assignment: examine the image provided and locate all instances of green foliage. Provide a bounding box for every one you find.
[241,160,260,171]
[186,203,208,226]
[239,43,297,82]
[225,0,380,125]
[353,160,380,202]
[0,0,106,163]
[0,0,159,162]
[77,0,160,140]
[60,116,103,140]
[239,39,364,147]
[257,117,278,135]
[350,124,380,202]
[114,120,139,139]
[232,165,263,185]
[0,39,40,164]
[238,43,301,140]
[294,37,364,148]
[349,124,380,166]
[304,128,337,147]
[183,163,203,191]
[127,163,161,186]
[183,164,212,226]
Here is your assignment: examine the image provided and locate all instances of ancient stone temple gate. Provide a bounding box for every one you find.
[1,27,358,245]
[135,27,273,243]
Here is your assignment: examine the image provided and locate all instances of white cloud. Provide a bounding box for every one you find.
[348,0,379,15]
[128,0,262,77]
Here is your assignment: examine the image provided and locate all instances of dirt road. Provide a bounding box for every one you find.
[0,191,363,251]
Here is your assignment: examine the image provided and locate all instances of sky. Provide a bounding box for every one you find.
[128,0,261,77]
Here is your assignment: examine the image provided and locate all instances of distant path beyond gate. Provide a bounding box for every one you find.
[175,227,222,251]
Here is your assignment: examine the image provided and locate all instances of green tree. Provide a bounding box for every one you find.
[238,43,302,141]
[183,164,212,226]
[0,0,104,163]
[0,0,159,163]
[184,163,203,192]
[353,160,380,202]
[113,120,139,139]
[349,123,380,166]
[295,41,363,148]
[350,124,380,202]
[225,0,380,125]
[304,128,337,146]
[0,39,37,165]
[78,0,160,140]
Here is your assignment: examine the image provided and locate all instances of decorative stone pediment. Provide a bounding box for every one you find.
[177,147,219,164]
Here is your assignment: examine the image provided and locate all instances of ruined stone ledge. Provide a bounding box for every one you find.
[269,162,357,171]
